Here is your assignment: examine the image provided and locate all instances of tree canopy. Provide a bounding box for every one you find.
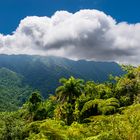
[1,65,140,139]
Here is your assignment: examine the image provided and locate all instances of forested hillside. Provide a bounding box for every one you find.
[0,68,32,111]
[0,54,124,97]
[0,55,124,112]
[0,65,140,139]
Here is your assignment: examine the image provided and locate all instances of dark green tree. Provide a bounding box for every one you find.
[55,77,84,125]
[28,91,43,120]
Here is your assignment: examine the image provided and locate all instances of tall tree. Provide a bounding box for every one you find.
[56,76,84,104]
[55,76,84,125]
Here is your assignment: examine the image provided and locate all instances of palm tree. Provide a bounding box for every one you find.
[55,76,84,125]
[56,76,84,103]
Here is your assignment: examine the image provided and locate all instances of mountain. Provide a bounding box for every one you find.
[0,54,124,97]
[0,67,32,111]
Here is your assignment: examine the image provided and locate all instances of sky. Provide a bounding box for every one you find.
[0,0,140,34]
[0,0,140,65]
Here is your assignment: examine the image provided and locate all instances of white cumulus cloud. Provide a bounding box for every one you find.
[0,9,140,65]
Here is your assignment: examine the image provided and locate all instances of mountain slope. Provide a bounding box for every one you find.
[0,54,124,97]
[0,68,33,111]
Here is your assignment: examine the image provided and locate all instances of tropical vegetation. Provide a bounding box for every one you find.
[0,65,140,139]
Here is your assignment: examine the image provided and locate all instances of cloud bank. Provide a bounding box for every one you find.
[0,9,140,65]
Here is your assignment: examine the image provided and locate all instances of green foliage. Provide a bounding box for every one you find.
[81,99,101,117]
[1,65,140,139]
[0,68,33,111]
[95,84,112,99]
[98,98,120,115]
[55,77,84,125]
[56,76,84,103]
[80,98,120,119]
[22,119,67,140]
[20,104,140,140]
[0,111,26,140]
[29,92,42,105]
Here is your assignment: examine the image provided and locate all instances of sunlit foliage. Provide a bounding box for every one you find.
[1,66,140,139]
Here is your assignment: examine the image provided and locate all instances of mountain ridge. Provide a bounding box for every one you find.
[0,54,124,97]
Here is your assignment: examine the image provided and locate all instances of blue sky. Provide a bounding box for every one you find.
[0,0,140,34]
[0,0,140,65]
